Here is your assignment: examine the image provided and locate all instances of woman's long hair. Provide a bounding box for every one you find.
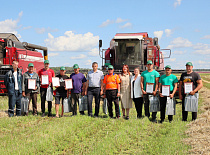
[121,64,130,76]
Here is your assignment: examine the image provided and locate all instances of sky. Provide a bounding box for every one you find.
[0,0,210,69]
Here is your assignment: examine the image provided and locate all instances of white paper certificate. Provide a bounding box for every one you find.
[28,79,36,90]
[52,77,60,87]
[162,85,170,96]
[146,83,154,94]
[65,79,73,89]
[184,82,193,94]
[41,75,49,85]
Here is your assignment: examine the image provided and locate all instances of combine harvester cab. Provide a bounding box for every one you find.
[0,33,48,95]
[99,32,171,73]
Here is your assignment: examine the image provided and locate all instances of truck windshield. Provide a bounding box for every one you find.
[115,40,141,65]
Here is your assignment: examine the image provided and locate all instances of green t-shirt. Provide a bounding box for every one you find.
[159,74,178,91]
[141,70,160,91]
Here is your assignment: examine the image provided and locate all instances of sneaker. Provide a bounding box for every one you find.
[152,119,157,123]
[42,113,45,117]
[48,113,52,117]
[125,116,129,120]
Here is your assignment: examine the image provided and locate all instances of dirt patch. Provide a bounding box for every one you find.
[183,86,210,154]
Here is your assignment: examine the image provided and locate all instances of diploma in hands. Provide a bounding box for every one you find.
[162,85,170,96]
[65,79,73,89]
[184,82,193,94]
[41,75,49,85]
[28,79,36,90]
[52,77,60,87]
[146,83,154,94]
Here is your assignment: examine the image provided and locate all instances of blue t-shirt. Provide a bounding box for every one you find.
[70,73,87,93]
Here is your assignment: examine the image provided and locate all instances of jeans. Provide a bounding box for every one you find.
[87,87,100,116]
[8,90,22,117]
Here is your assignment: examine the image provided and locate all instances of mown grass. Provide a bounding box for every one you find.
[0,97,192,155]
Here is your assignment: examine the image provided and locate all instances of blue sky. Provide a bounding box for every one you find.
[0,0,210,69]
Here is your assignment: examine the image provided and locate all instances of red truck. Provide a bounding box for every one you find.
[0,33,48,95]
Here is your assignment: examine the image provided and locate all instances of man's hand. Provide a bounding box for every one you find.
[22,92,25,97]
[100,90,103,96]
[55,86,59,88]
[169,94,174,99]
[103,94,106,98]
[117,92,120,97]
[82,91,85,96]
[84,90,87,96]
[153,91,156,96]
[189,91,195,95]
[33,86,37,90]
[142,90,147,95]
[159,93,163,97]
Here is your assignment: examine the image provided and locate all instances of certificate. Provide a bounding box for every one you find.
[65,79,73,89]
[162,85,170,96]
[52,77,60,87]
[184,82,193,94]
[146,83,154,94]
[41,75,49,85]
[28,79,36,90]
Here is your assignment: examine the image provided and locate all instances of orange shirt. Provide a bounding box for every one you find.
[103,74,120,90]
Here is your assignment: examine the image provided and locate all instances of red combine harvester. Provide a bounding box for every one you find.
[99,32,171,72]
[0,33,48,95]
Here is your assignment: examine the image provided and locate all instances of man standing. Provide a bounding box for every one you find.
[70,64,87,115]
[141,60,160,122]
[22,63,40,116]
[4,60,22,117]
[103,65,120,118]
[179,62,203,121]
[55,66,69,118]
[38,60,55,117]
[159,65,178,123]
[85,62,104,117]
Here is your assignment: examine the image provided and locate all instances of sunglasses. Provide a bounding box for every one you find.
[108,68,113,70]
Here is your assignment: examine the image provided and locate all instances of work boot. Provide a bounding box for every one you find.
[42,113,45,117]
[48,113,52,117]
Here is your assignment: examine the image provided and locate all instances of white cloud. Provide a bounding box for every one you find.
[0,11,23,38]
[154,31,163,40]
[198,60,206,64]
[201,35,210,39]
[173,50,185,54]
[167,37,192,49]
[165,29,172,37]
[88,48,98,56]
[119,22,132,29]
[174,0,182,8]
[85,60,92,65]
[63,63,70,66]
[99,19,114,27]
[22,26,32,30]
[115,18,127,23]
[193,43,210,54]
[35,27,58,34]
[49,53,59,57]
[169,58,176,62]
[45,31,99,52]
[70,54,87,59]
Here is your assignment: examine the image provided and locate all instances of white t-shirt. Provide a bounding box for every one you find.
[13,71,19,90]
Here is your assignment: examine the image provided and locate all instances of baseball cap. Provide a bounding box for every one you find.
[28,63,34,67]
[44,60,49,64]
[165,65,171,69]
[147,60,153,65]
[108,65,114,69]
[73,64,79,69]
[186,62,193,66]
[60,66,65,70]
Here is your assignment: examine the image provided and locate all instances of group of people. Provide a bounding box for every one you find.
[4,60,203,123]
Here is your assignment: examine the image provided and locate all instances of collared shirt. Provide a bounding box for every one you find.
[87,70,104,87]
[103,73,120,90]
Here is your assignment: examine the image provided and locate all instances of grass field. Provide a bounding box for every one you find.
[0,73,209,154]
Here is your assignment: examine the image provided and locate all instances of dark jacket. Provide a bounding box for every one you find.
[22,71,40,94]
[4,68,22,95]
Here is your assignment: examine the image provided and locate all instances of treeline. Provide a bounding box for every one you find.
[51,67,92,74]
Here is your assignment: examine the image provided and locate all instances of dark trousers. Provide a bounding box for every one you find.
[26,93,37,115]
[133,97,143,118]
[71,93,84,115]
[40,87,52,114]
[160,96,173,121]
[8,90,22,117]
[182,94,197,121]
[106,89,120,118]
[143,94,157,119]
[87,87,100,116]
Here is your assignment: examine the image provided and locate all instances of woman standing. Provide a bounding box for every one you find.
[119,65,132,120]
[131,67,143,118]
